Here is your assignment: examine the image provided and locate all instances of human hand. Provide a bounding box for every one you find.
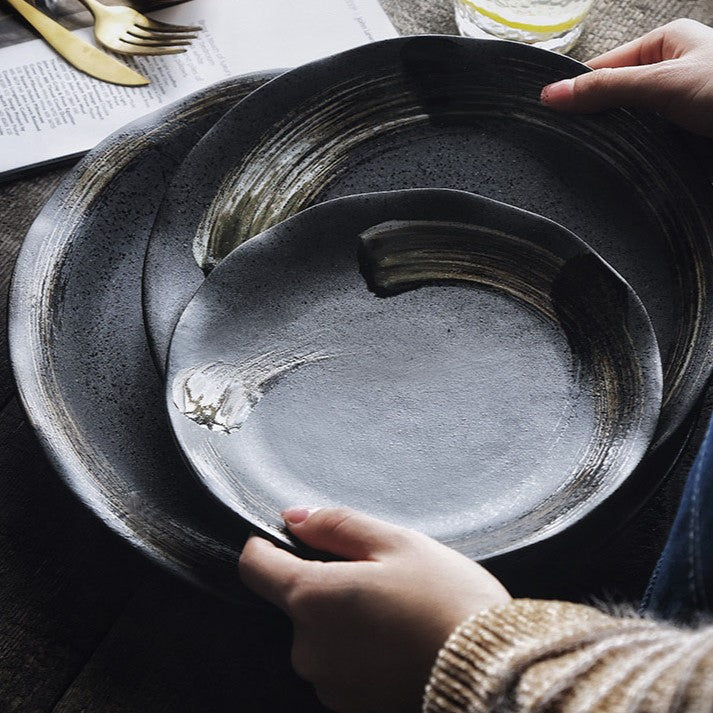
[541,19,713,137]
[239,507,511,713]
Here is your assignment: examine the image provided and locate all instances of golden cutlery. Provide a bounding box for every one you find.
[4,0,149,85]
[76,0,200,56]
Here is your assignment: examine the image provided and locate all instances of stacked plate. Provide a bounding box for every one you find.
[10,36,713,598]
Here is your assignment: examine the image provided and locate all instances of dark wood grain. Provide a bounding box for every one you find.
[0,399,147,713]
[0,168,69,406]
[0,395,324,713]
[50,575,326,713]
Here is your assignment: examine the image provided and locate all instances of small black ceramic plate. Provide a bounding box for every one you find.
[166,189,662,558]
[9,71,281,597]
[144,36,713,450]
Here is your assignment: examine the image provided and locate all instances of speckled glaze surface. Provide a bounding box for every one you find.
[144,35,713,450]
[8,71,280,596]
[166,189,662,558]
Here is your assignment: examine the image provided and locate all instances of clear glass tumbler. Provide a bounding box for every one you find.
[454,0,593,53]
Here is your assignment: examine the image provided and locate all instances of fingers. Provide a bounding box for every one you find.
[587,36,659,70]
[239,534,305,611]
[542,19,713,115]
[586,27,667,69]
[586,19,710,69]
[282,506,410,561]
[540,63,672,114]
[240,507,410,612]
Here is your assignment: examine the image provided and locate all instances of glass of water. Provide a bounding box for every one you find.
[454,0,594,53]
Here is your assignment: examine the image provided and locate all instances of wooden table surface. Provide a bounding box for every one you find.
[2,2,713,711]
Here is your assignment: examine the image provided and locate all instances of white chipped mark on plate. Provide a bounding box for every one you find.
[172,349,334,433]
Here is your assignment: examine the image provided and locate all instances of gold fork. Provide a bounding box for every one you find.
[76,0,200,56]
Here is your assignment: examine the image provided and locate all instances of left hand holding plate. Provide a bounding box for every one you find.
[239,506,511,712]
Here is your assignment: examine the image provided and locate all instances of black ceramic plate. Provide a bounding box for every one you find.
[166,189,662,558]
[9,71,281,596]
[144,36,713,450]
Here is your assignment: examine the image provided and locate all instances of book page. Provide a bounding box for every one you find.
[0,0,397,176]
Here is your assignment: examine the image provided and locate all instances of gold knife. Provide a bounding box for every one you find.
[5,0,149,86]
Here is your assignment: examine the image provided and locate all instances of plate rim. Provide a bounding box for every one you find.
[142,34,713,450]
[8,71,284,596]
[165,187,664,560]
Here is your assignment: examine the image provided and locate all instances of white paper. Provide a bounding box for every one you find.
[0,0,397,176]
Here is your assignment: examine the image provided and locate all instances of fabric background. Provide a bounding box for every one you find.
[381,0,713,59]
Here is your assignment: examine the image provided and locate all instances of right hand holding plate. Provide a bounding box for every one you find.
[541,19,713,138]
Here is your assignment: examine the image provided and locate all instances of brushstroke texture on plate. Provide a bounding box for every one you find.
[144,36,713,450]
[166,190,662,559]
[8,71,281,596]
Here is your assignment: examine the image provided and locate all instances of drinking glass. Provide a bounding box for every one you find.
[454,0,594,53]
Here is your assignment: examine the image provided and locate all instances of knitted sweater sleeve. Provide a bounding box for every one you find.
[423,599,713,713]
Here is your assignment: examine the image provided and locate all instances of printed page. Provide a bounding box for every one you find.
[0,0,397,175]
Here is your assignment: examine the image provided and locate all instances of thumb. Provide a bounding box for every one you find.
[281,506,409,561]
[541,64,673,114]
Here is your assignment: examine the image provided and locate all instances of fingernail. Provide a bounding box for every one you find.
[282,507,318,525]
[541,78,575,105]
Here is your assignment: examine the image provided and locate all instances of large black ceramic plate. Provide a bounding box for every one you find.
[9,71,281,596]
[144,36,713,449]
[166,189,662,557]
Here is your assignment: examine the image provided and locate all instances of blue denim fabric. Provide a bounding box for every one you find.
[641,414,713,623]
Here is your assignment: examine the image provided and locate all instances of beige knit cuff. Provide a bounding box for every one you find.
[422,599,654,713]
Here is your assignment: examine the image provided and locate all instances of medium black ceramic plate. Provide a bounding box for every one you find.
[166,189,662,558]
[144,36,713,450]
[9,71,281,596]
